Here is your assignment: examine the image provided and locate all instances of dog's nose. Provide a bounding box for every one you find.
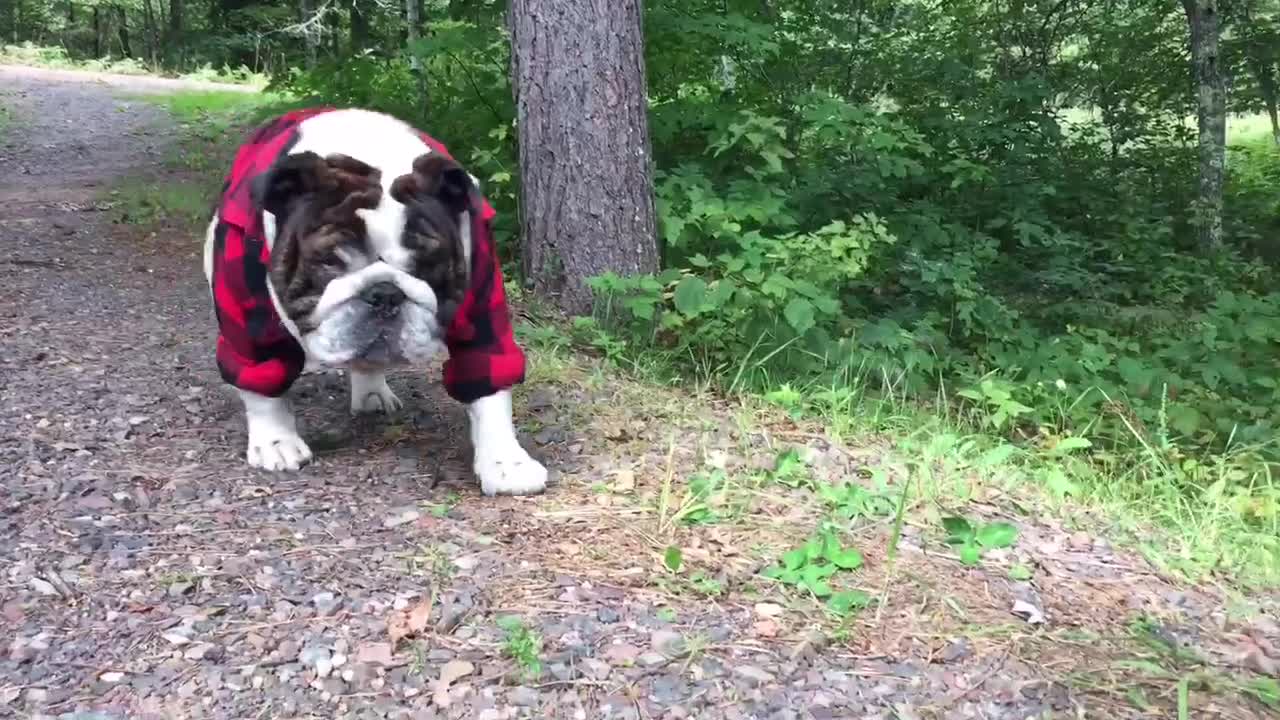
[362,282,406,312]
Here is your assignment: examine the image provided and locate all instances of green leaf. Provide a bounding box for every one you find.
[802,563,837,586]
[782,548,807,571]
[976,522,1018,549]
[783,297,816,335]
[1247,678,1280,709]
[663,546,683,573]
[1052,437,1092,455]
[656,268,684,284]
[803,535,825,561]
[959,543,982,566]
[941,516,974,544]
[978,443,1017,467]
[804,579,833,597]
[827,590,871,616]
[673,276,707,316]
[828,547,864,570]
[1008,564,1033,581]
[1042,468,1080,499]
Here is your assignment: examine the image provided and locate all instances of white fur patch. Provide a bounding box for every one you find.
[349,368,403,414]
[240,389,312,471]
[468,390,548,496]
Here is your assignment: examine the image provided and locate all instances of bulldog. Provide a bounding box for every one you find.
[201,107,547,496]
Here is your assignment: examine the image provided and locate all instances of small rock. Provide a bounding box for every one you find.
[650,630,685,656]
[316,657,333,679]
[162,631,191,646]
[1011,600,1046,625]
[184,643,222,661]
[384,508,421,528]
[508,686,540,707]
[733,665,775,686]
[581,658,611,681]
[99,671,126,683]
[167,581,194,598]
[638,652,668,668]
[1068,532,1093,551]
[754,603,785,618]
[603,643,642,665]
[941,638,972,663]
[300,646,332,668]
[597,607,620,624]
[29,577,58,596]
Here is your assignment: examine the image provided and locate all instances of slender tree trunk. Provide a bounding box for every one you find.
[1247,57,1280,146]
[93,6,102,57]
[115,5,133,57]
[300,0,317,68]
[167,0,183,63]
[1182,0,1226,251]
[348,0,369,51]
[405,0,427,118]
[508,0,660,315]
[141,0,159,66]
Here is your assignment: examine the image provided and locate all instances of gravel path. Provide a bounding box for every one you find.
[2,67,1277,720]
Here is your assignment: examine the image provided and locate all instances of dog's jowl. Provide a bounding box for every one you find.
[203,107,546,496]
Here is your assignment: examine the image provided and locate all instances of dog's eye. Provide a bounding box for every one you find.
[320,253,344,269]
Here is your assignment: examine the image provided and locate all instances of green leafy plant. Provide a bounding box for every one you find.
[496,616,543,680]
[761,527,866,615]
[941,516,1019,566]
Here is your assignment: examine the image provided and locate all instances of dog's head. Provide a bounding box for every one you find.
[253,150,473,368]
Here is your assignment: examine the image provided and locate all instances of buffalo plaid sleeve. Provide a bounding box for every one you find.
[414,129,527,404]
[440,197,527,403]
[209,110,325,398]
[210,220,307,397]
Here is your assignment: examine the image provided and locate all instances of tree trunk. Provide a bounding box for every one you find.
[1182,0,1226,251]
[167,0,183,62]
[93,6,102,57]
[1251,60,1280,146]
[116,5,133,57]
[508,0,660,315]
[141,0,159,66]
[405,0,427,118]
[300,0,317,68]
[347,0,369,51]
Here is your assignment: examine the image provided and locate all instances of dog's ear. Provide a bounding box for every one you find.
[390,153,474,216]
[253,152,382,220]
[251,151,331,219]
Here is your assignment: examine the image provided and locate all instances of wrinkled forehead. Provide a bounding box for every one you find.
[287,109,430,261]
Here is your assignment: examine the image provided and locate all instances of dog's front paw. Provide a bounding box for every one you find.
[246,423,313,471]
[475,443,548,497]
[350,371,404,415]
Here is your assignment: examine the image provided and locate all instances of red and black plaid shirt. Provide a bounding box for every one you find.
[210,107,526,403]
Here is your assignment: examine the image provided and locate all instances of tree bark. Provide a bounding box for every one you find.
[347,0,370,51]
[300,0,317,68]
[508,0,660,315]
[167,0,183,61]
[406,0,427,118]
[115,5,133,57]
[1182,0,1226,251]
[93,6,102,57]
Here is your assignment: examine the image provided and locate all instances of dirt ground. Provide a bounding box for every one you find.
[1,65,1277,720]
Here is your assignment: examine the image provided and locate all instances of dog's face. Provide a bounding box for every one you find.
[252,151,472,368]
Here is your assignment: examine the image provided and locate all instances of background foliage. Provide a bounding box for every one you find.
[6,0,1280,546]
